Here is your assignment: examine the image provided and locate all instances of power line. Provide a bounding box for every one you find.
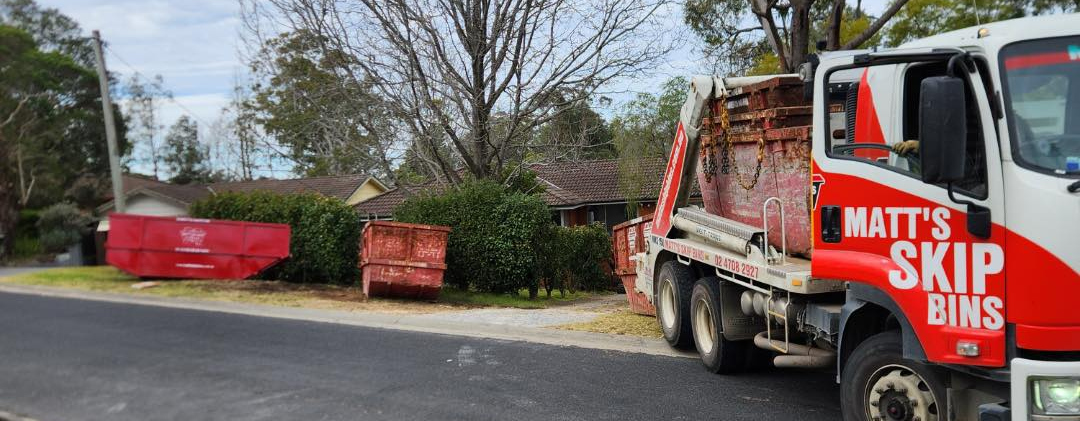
[102,43,298,179]
[103,44,219,130]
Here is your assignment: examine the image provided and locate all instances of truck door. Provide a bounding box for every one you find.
[811,54,1008,368]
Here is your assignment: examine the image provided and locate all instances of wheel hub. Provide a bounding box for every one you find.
[879,390,911,420]
[867,366,938,421]
[659,281,676,330]
[693,296,715,351]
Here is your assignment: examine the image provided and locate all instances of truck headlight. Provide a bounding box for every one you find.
[1032,377,1080,416]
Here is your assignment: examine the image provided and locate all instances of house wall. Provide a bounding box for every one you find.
[637,202,656,217]
[346,179,388,205]
[559,208,589,226]
[96,195,188,234]
[558,204,632,232]
[122,195,188,217]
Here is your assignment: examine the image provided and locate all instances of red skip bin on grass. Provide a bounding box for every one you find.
[106,213,291,279]
[360,221,451,300]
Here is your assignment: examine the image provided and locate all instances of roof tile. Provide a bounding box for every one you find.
[209,174,371,200]
[354,157,698,218]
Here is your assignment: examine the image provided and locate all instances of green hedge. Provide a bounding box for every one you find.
[394,180,551,294]
[538,223,612,295]
[190,191,361,284]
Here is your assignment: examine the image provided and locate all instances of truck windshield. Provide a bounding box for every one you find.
[1000,36,1080,175]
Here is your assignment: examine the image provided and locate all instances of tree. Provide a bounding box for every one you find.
[203,82,275,182]
[611,76,685,215]
[611,77,685,161]
[532,93,615,162]
[0,0,128,204]
[685,0,910,74]
[244,0,677,183]
[0,0,94,66]
[230,85,261,181]
[124,74,171,179]
[883,0,1078,47]
[163,116,211,185]
[0,25,123,257]
[248,30,401,180]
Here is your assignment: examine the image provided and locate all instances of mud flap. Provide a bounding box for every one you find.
[718,280,765,341]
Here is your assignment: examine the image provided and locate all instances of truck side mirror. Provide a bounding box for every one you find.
[918,76,967,184]
[919,75,991,239]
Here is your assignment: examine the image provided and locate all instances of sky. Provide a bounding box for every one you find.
[38,0,244,133]
[36,0,892,176]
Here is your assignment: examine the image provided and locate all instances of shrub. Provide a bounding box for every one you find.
[13,209,42,258]
[37,203,93,253]
[190,191,361,284]
[538,223,612,296]
[17,209,40,237]
[394,180,551,294]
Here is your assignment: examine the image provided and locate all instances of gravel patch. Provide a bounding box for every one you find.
[410,308,598,327]
[408,294,630,328]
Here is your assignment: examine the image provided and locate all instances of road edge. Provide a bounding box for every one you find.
[0,283,695,359]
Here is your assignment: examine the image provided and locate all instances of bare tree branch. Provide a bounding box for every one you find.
[841,0,911,50]
[248,0,676,182]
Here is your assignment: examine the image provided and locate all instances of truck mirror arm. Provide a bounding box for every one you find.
[946,183,991,239]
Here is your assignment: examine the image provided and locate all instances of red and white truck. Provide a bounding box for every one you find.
[631,14,1080,421]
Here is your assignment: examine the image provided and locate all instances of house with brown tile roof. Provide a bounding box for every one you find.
[97,173,389,219]
[354,158,700,231]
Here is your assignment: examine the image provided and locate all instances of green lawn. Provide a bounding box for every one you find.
[0,266,594,311]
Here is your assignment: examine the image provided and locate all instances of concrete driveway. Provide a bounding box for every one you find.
[0,267,46,278]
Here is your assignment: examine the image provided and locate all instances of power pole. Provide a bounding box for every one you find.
[91,30,125,213]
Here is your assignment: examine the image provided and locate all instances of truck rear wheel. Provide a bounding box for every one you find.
[656,261,694,349]
[690,278,748,373]
[841,331,947,421]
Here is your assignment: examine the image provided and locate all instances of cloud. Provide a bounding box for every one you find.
[39,0,243,123]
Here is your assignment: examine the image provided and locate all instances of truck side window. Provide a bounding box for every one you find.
[903,63,989,199]
[824,63,989,199]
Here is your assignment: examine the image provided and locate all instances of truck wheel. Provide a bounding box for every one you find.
[841,331,947,421]
[690,278,748,373]
[656,261,694,349]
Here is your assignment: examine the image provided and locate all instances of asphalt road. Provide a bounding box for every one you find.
[0,292,840,420]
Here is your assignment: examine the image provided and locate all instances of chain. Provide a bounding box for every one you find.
[716,94,765,191]
[700,105,717,182]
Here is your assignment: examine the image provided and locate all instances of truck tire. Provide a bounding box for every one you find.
[690,278,748,373]
[841,331,947,421]
[656,261,694,349]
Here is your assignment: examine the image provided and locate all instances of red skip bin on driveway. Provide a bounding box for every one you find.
[106,213,291,279]
[612,214,656,316]
[360,221,450,300]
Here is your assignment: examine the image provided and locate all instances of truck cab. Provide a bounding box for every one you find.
[636,13,1080,421]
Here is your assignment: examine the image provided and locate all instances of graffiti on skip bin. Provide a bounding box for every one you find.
[415,246,443,259]
[180,226,208,247]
